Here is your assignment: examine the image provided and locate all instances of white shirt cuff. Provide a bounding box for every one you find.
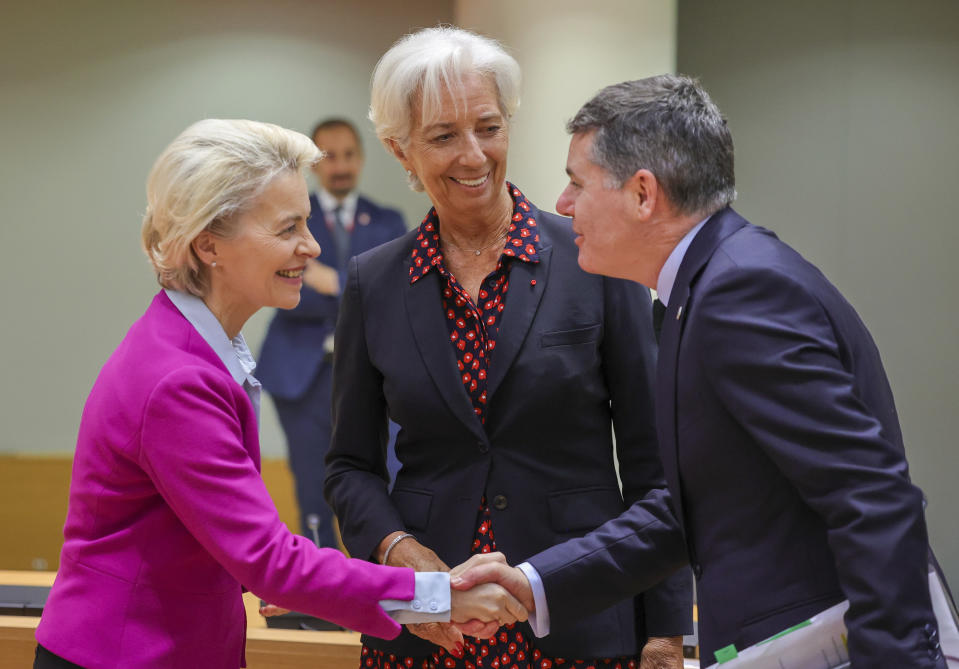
[380,571,451,623]
[517,562,550,637]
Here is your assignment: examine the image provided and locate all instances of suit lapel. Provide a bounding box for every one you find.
[485,244,551,399]
[404,269,487,442]
[656,282,689,525]
[656,207,749,527]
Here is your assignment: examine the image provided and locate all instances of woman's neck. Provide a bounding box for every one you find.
[436,189,514,250]
[202,286,254,340]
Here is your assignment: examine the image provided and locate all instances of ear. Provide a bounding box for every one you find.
[192,229,218,267]
[386,138,411,171]
[624,169,661,220]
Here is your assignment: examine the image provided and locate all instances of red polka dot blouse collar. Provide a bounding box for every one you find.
[408,182,542,284]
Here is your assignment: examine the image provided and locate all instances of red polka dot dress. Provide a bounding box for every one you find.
[362,184,641,669]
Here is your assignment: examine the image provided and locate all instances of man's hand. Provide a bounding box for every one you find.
[640,636,684,669]
[450,553,535,614]
[302,258,339,295]
[451,582,527,634]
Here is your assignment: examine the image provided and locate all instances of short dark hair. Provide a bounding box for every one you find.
[568,74,736,216]
[310,118,363,152]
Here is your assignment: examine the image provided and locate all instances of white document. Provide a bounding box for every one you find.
[705,567,959,668]
[704,600,849,669]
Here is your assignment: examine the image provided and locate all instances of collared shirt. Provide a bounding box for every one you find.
[408,182,541,425]
[317,188,359,232]
[165,289,261,422]
[164,289,451,622]
[655,215,711,307]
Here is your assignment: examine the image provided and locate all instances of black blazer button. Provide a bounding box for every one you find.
[692,563,703,579]
[477,441,489,453]
[492,494,508,510]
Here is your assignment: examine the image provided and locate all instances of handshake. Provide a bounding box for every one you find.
[445,552,534,649]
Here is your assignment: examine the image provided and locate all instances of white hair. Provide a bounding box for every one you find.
[369,25,521,191]
[141,119,321,297]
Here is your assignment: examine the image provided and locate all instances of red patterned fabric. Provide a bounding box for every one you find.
[408,183,540,424]
[361,184,641,669]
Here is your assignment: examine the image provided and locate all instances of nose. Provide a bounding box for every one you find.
[459,131,486,168]
[556,185,574,217]
[299,228,321,259]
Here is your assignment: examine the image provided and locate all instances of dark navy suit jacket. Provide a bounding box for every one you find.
[325,202,692,657]
[258,193,406,400]
[527,207,945,667]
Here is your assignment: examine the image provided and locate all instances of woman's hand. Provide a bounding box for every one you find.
[639,636,684,669]
[258,603,290,617]
[377,533,465,654]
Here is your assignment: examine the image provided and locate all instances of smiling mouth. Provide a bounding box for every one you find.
[450,174,488,187]
[276,268,304,278]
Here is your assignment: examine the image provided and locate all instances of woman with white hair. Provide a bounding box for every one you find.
[33,119,525,669]
[325,27,692,669]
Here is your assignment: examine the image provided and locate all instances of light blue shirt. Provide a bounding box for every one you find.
[164,289,450,622]
[518,214,712,638]
[655,216,710,307]
[165,289,261,421]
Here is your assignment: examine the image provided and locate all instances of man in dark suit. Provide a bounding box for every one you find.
[454,75,950,667]
[258,118,406,545]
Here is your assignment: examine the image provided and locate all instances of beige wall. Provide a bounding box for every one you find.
[678,0,959,586]
[455,0,677,210]
[0,0,453,461]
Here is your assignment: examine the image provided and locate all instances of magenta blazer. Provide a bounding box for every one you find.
[36,291,414,668]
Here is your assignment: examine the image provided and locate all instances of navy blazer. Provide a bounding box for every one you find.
[325,202,692,657]
[528,208,945,667]
[258,193,405,401]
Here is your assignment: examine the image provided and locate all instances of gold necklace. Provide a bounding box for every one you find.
[441,202,513,256]
[442,226,510,256]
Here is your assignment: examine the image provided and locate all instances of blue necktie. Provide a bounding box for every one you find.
[332,205,350,267]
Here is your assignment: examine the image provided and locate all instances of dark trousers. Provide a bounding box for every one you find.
[274,364,401,547]
[35,645,84,669]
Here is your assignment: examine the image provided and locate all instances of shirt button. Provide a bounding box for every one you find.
[411,600,422,611]
[492,495,508,510]
[429,601,439,612]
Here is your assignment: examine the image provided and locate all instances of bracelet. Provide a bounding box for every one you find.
[381,532,415,566]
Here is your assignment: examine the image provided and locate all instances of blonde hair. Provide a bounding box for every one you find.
[369,25,521,191]
[141,119,321,297]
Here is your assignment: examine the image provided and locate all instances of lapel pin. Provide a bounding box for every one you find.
[676,305,683,320]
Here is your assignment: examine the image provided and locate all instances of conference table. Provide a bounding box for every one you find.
[0,570,700,668]
[0,570,362,668]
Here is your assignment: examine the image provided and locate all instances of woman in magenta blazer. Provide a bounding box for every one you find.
[34,119,524,669]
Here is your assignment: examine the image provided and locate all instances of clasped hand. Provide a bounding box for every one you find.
[449,552,532,644]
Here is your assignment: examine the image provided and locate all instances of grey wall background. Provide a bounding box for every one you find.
[678,0,959,587]
[1,0,955,587]
[0,0,453,463]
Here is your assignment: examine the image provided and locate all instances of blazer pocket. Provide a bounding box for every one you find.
[540,323,602,348]
[547,485,622,533]
[390,487,433,532]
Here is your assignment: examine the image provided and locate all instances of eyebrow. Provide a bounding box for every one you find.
[421,113,504,135]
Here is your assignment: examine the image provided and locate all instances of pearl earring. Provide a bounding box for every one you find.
[406,170,412,177]
[211,261,217,267]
